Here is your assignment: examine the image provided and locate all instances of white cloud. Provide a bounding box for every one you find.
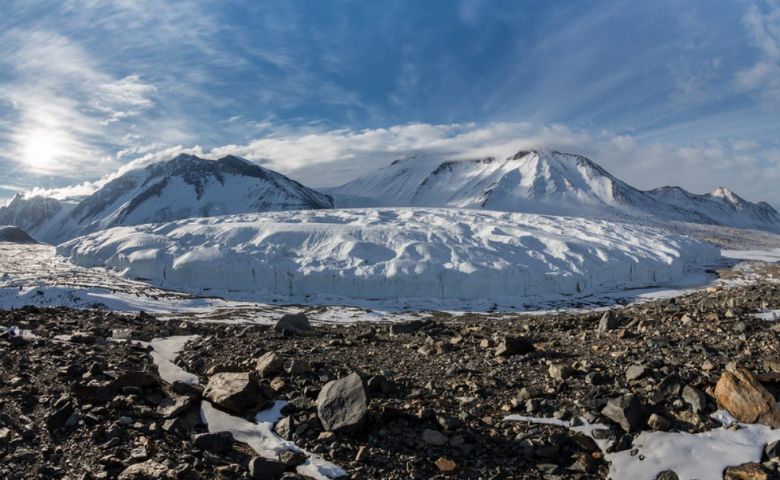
[92,74,156,124]
[737,1,780,103]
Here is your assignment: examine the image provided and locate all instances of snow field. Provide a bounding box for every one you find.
[58,208,720,303]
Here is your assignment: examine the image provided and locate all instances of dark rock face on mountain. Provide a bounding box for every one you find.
[0,195,73,241]
[0,225,38,244]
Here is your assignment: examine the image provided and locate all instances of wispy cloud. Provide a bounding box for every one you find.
[737,1,780,103]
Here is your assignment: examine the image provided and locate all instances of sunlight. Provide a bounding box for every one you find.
[20,129,65,173]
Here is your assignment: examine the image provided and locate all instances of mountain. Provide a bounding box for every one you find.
[39,154,333,243]
[647,185,780,232]
[333,150,672,216]
[0,194,76,241]
[330,149,780,232]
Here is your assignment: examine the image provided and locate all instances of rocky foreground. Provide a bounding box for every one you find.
[1,276,780,479]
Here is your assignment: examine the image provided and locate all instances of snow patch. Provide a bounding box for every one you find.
[506,409,780,480]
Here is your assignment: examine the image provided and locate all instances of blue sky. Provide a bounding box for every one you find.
[2,0,780,204]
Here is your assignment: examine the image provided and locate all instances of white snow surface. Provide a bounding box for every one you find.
[507,409,780,480]
[57,208,720,303]
[146,336,200,385]
[201,402,346,480]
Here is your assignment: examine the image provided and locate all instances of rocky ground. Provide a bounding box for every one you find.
[1,265,780,479]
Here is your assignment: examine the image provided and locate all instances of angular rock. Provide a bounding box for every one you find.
[118,460,171,479]
[548,363,574,382]
[597,310,620,332]
[204,372,262,415]
[682,385,707,413]
[723,463,770,480]
[601,394,644,432]
[274,313,313,335]
[248,456,285,480]
[157,395,192,418]
[316,372,368,433]
[256,352,284,378]
[193,432,234,455]
[714,368,780,428]
[495,336,535,357]
[625,365,647,382]
[46,403,76,431]
[422,429,448,446]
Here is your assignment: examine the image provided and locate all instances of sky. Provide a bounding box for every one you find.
[2,0,780,205]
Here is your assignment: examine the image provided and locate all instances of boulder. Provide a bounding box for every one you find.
[117,460,171,479]
[601,394,644,432]
[494,336,535,357]
[317,372,368,433]
[256,352,284,378]
[714,368,780,428]
[274,313,313,335]
[248,456,285,480]
[597,310,620,332]
[193,432,234,455]
[204,372,263,414]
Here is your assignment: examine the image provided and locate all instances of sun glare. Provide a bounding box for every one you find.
[20,130,64,173]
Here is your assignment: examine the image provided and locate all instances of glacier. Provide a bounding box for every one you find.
[57,208,720,304]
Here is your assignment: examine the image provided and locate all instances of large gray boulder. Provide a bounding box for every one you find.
[601,394,644,432]
[204,372,262,414]
[317,372,368,433]
[274,313,314,335]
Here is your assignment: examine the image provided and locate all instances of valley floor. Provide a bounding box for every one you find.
[1,243,780,478]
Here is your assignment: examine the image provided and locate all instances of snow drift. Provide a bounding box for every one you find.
[57,208,720,303]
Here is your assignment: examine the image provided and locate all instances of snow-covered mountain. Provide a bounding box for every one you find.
[330,150,780,232]
[646,186,780,232]
[33,154,333,243]
[0,194,76,241]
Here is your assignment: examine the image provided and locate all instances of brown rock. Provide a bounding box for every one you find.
[714,368,780,428]
[435,456,457,473]
[723,463,770,480]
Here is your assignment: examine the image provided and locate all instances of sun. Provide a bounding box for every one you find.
[20,129,64,173]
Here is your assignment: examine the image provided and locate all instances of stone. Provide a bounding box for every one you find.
[46,403,76,431]
[316,372,368,433]
[422,429,448,446]
[682,385,707,413]
[723,463,770,480]
[714,368,780,428]
[204,372,262,415]
[655,471,679,480]
[256,352,284,378]
[274,313,313,335]
[494,336,535,357]
[117,460,171,479]
[626,365,647,382]
[172,381,204,398]
[647,413,671,431]
[548,363,574,382]
[193,432,234,455]
[601,394,644,432]
[764,440,780,461]
[652,374,683,403]
[597,310,620,332]
[157,395,192,418]
[248,456,285,480]
[275,416,293,440]
[435,456,457,473]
